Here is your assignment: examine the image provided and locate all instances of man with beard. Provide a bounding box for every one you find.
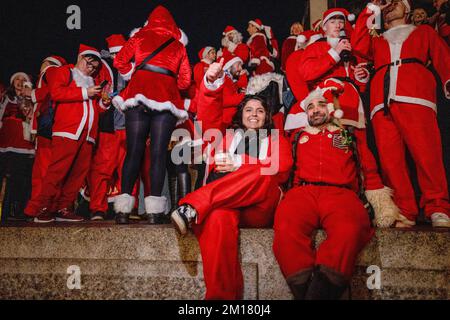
[273,84,378,300]
[219,26,250,65]
[352,0,450,228]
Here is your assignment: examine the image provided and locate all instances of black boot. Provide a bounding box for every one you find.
[148,212,170,225]
[177,172,191,202]
[168,174,178,211]
[286,268,313,300]
[115,213,130,225]
[305,265,348,300]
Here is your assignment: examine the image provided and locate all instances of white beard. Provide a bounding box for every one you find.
[72,68,95,88]
[221,31,243,48]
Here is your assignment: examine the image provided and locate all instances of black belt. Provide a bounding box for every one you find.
[141,64,176,78]
[374,58,424,116]
[298,180,352,190]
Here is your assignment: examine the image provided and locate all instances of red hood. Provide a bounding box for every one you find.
[145,5,181,40]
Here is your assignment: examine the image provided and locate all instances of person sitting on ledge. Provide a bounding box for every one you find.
[170,59,293,300]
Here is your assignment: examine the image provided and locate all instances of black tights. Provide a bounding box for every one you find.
[121,106,177,197]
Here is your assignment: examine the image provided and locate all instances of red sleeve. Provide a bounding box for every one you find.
[351,7,375,61]
[196,77,225,136]
[177,48,192,91]
[234,44,250,64]
[113,36,138,80]
[299,43,341,82]
[222,78,245,109]
[353,128,384,191]
[47,67,86,103]
[193,63,206,88]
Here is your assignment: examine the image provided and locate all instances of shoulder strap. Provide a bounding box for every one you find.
[136,38,176,71]
[287,129,304,190]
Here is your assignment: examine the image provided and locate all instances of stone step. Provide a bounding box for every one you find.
[0,222,448,300]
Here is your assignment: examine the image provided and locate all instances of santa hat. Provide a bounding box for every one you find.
[312,19,323,32]
[106,34,126,54]
[322,8,355,29]
[223,25,237,36]
[198,46,214,61]
[301,79,345,119]
[43,55,67,67]
[222,52,244,71]
[249,19,264,30]
[296,30,323,49]
[10,72,31,85]
[78,44,101,60]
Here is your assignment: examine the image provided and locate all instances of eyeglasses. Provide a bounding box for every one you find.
[83,57,100,70]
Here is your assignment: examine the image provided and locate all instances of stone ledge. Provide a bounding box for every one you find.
[0,222,448,300]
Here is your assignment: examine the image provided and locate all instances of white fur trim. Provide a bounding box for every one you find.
[114,193,135,214]
[323,11,347,28]
[249,20,263,30]
[348,13,355,22]
[260,56,275,71]
[145,196,167,214]
[365,187,401,228]
[129,27,141,38]
[184,99,191,111]
[79,50,101,59]
[328,48,341,63]
[120,62,135,81]
[247,32,267,46]
[44,57,63,66]
[179,29,189,47]
[203,74,225,91]
[223,57,243,71]
[82,88,88,101]
[10,72,31,85]
[246,72,284,102]
[284,112,308,131]
[109,46,123,54]
[0,147,35,155]
[112,94,188,125]
[383,24,416,44]
[367,3,381,16]
[297,35,307,44]
[31,89,37,104]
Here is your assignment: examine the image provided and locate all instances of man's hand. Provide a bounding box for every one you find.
[371,0,393,11]
[87,85,102,98]
[206,58,225,83]
[21,87,32,98]
[215,152,238,173]
[334,39,352,55]
[352,63,370,80]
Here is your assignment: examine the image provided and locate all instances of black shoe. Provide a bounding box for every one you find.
[170,205,197,236]
[115,213,130,225]
[305,266,348,300]
[148,212,170,225]
[177,172,192,202]
[91,211,106,221]
[286,268,313,300]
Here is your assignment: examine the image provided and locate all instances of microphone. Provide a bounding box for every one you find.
[339,30,352,62]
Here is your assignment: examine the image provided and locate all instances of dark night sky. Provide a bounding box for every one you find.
[0,0,307,85]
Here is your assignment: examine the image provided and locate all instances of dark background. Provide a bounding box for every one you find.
[0,0,308,84]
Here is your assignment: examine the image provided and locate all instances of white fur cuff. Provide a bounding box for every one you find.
[114,193,136,214]
[145,196,168,214]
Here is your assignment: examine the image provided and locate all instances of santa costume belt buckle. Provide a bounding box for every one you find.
[393,60,402,67]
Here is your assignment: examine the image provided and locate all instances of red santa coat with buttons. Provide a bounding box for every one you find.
[113,6,191,124]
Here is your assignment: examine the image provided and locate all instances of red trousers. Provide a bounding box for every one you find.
[35,130,93,211]
[180,165,282,300]
[372,103,450,220]
[25,136,52,216]
[88,130,127,213]
[273,186,373,280]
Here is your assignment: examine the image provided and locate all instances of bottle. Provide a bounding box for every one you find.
[339,30,352,62]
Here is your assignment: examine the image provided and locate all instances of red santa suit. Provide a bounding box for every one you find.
[112,6,191,124]
[273,122,375,286]
[281,35,297,72]
[247,20,275,75]
[352,4,450,221]
[34,45,107,214]
[25,56,67,217]
[193,47,215,89]
[219,26,250,65]
[179,117,293,299]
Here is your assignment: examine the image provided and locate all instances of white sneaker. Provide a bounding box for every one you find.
[431,213,450,228]
[170,205,197,236]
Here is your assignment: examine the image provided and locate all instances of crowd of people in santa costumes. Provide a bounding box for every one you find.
[1,1,450,301]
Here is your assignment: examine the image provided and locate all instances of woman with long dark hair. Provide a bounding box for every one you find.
[170,61,293,300]
[112,5,191,224]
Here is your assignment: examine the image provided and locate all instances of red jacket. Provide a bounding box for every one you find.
[47,65,105,143]
[30,65,59,135]
[247,33,275,75]
[352,6,450,119]
[0,97,35,154]
[293,124,383,192]
[193,61,210,89]
[281,36,297,72]
[113,6,191,123]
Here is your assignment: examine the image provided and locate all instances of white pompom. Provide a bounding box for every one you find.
[297,35,307,44]
[348,14,356,22]
[179,29,189,47]
[334,109,344,119]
